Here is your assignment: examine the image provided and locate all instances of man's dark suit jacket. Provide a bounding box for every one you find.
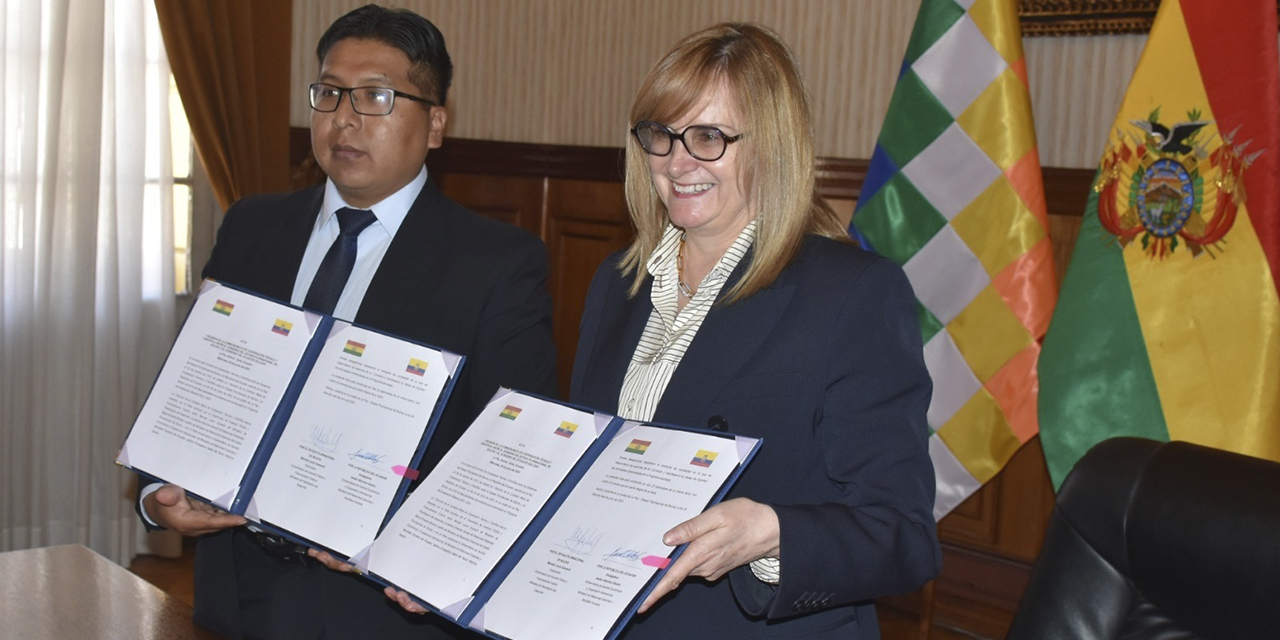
[572,235,941,640]
[183,179,556,639]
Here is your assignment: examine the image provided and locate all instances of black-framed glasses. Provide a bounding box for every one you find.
[631,120,744,162]
[309,82,436,116]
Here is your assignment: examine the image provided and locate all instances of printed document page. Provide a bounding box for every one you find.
[369,392,598,614]
[250,324,455,556]
[120,283,313,505]
[483,424,742,640]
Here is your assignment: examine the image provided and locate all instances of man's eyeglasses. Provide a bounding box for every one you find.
[631,120,744,162]
[308,82,436,116]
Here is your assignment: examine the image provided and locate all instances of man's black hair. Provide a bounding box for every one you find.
[316,4,453,105]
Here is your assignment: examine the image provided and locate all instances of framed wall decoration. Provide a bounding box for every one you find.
[1018,1,1160,36]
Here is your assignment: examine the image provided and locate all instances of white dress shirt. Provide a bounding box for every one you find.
[289,166,428,321]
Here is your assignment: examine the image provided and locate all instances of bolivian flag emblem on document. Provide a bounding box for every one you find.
[213,300,234,316]
[343,340,365,357]
[625,439,650,455]
[499,405,522,420]
[405,358,428,376]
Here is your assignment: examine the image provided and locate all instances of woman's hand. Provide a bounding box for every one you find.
[385,587,428,614]
[639,497,780,613]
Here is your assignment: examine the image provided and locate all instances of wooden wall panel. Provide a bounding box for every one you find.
[544,179,633,397]
[431,173,545,237]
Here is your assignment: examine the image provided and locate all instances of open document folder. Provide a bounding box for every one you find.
[358,389,761,640]
[117,279,463,557]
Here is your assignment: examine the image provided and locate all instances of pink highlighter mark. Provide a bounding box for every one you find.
[641,555,670,569]
[392,465,420,480]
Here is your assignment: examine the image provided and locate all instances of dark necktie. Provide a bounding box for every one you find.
[303,207,377,315]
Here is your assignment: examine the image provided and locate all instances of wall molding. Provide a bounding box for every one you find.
[290,129,1095,215]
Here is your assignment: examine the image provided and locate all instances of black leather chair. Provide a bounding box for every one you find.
[1007,437,1280,639]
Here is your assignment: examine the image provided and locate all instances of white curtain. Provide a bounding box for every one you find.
[1,0,177,565]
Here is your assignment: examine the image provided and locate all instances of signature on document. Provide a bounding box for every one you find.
[604,548,644,562]
[348,448,387,465]
[559,526,604,555]
[310,425,342,453]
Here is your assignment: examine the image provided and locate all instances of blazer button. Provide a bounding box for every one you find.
[707,415,729,432]
[793,593,814,612]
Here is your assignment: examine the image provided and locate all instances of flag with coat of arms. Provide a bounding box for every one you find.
[850,0,1057,519]
[1037,0,1280,486]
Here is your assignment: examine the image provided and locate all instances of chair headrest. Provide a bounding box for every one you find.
[1057,437,1280,639]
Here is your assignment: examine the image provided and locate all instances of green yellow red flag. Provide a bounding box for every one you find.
[1038,0,1280,487]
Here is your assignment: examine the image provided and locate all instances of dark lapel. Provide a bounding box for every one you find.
[356,178,448,327]
[238,188,320,303]
[653,264,795,424]
[578,271,652,413]
[582,248,798,422]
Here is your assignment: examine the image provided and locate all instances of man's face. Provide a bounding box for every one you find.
[311,38,446,209]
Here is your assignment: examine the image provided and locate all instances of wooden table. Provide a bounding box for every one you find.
[0,544,217,639]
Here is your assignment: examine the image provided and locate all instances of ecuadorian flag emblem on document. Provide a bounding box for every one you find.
[554,421,578,438]
[499,405,522,420]
[343,340,366,357]
[272,319,292,336]
[691,450,717,468]
[405,358,428,376]
[625,439,651,455]
[213,300,234,316]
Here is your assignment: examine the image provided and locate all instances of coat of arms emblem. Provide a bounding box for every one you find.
[1093,106,1260,259]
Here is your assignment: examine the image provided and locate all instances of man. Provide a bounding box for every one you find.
[139,6,556,638]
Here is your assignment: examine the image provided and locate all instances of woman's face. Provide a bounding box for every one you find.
[648,84,753,243]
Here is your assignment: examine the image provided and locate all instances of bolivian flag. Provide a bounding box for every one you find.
[1038,0,1280,487]
[499,405,521,420]
[343,340,365,357]
[625,439,650,455]
[213,300,234,316]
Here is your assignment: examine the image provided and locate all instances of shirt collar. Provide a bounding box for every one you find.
[645,220,759,280]
[318,165,428,236]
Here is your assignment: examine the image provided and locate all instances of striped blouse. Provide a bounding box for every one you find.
[616,221,756,422]
[615,220,780,584]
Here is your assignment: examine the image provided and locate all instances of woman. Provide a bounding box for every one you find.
[571,23,940,638]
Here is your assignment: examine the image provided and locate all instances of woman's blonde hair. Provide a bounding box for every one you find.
[620,23,848,302]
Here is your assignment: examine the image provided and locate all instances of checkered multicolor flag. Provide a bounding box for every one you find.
[850,0,1058,519]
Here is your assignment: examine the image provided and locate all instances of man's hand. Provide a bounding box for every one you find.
[307,548,360,573]
[638,497,781,613]
[143,483,246,536]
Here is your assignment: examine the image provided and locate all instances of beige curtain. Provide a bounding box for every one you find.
[155,0,293,209]
[1,0,178,566]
